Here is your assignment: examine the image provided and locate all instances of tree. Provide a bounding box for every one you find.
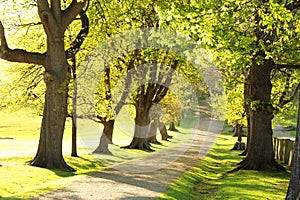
[124,57,180,150]
[286,92,300,200]
[160,92,183,132]
[0,0,87,171]
[179,0,300,171]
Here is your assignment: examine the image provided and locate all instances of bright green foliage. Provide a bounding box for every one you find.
[225,82,246,126]
[170,0,300,126]
[160,92,183,123]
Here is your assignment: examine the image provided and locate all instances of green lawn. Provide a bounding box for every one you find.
[0,110,292,199]
[0,109,198,199]
[158,131,290,200]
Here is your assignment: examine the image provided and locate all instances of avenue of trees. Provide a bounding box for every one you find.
[0,0,299,199]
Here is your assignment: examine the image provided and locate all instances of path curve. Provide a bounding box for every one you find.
[34,113,223,200]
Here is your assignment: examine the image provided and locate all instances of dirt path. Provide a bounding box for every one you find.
[33,113,223,200]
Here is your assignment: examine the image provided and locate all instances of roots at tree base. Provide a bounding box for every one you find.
[93,133,113,155]
[29,157,76,172]
[231,157,286,172]
[122,137,155,151]
[93,146,112,155]
[148,137,162,145]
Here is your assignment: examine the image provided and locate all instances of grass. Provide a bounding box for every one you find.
[0,155,106,199]
[157,131,290,200]
[0,108,198,199]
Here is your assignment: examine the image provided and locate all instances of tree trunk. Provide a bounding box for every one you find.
[236,60,284,171]
[71,115,78,157]
[148,120,161,144]
[236,124,243,142]
[0,1,86,172]
[123,106,153,151]
[71,55,78,157]
[169,121,178,131]
[30,35,74,171]
[159,121,173,141]
[93,120,114,154]
[286,93,300,200]
[232,123,246,150]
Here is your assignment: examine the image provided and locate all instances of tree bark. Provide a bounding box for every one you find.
[30,39,73,170]
[169,121,178,131]
[123,106,153,151]
[236,59,285,171]
[71,114,78,157]
[286,93,300,200]
[159,121,173,141]
[93,120,114,154]
[29,0,86,172]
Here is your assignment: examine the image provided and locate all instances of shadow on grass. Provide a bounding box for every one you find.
[158,134,290,200]
[0,197,23,200]
[51,156,107,177]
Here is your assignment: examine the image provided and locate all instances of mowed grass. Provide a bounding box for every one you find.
[0,155,105,199]
[0,108,198,199]
[158,131,290,200]
[0,111,105,199]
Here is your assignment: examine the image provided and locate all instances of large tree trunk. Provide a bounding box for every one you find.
[93,120,114,154]
[30,36,74,171]
[124,107,153,151]
[286,93,300,200]
[236,59,284,171]
[29,1,86,171]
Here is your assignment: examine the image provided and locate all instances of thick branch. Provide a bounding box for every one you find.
[0,21,46,66]
[0,21,7,48]
[37,0,50,11]
[276,64,300,69]
[0,48,46,66]
[66,10,89,59]
[62,0,86,30]
[50,0,61,21]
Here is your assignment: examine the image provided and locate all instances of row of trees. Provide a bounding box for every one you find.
[0,0,299,198]
[0,0,205,169]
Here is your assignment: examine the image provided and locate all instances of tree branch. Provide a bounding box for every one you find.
[62,0,86,30]
[0,22,7,48]
[0,21,46,66]
[66,10,89,59]
[276,64,300,69]
[50,0,61,21]
[277,83,300,110]
[37,0,50,11]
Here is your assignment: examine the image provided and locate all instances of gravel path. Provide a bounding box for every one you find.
[33,112,224,200]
